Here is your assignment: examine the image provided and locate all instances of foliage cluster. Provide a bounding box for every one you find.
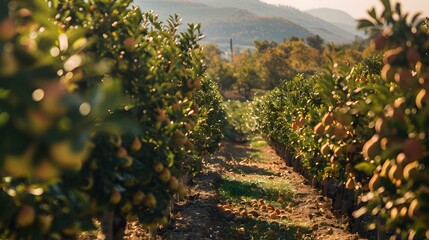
[205,36,372,99]
[255,1,429,238]
[0,0,225,238]
[223,100,257,142]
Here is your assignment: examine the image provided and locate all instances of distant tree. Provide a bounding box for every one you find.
[203,44,236,91]
[287,41,322,72]
[306,34,324,52]
[254,40,277,53]
[234,52,261,99]
[256,45,296,89]
[289,36,300,42]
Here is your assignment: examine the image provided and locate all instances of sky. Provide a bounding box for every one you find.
[260,0,429,19]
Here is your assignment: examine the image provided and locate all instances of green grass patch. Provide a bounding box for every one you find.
[249,135,268,149]
[219,176,293,205]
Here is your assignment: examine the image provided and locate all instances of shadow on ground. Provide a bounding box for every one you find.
[219,214,310,240]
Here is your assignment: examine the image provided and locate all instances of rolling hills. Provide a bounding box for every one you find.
[305,8,365,38]
[136,0,361,50]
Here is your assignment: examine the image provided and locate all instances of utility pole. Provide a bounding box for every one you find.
[230,38,234,62]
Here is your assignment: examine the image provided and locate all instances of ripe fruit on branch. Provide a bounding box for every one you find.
[174,129,188,146]
[320,142,331,156]
[384,104,405,120]
[380,137,402,150]
[110,188,122,204]
[116,147,128,158]
[362,134,381,161]
[406,48,420,65]
[191,103,200,114]
[0,18,16,41]
[155,108,167,123]
[394,69,414,88]
[39,215,53,233]
[121,201,132,214]
[347,144,357,154]
[403,161,420,180]
[130,137,142,152]
[291,122,298,131]
[345,178,355,190]
[159,168,171,183]
[144,193,157,208]
[34,160,59,181]
[381,64,397,82]
[333,123,347,139]
[324,125,333,135]
[296,116,306,127]
[132,191,145,205]
[123,37,136,51]
[15,205,36,228]
[383,47,403,64]
[368,174,382,192]
[333,146,342,157]
[375,118,388,136]
[408,199,419,218]
[168,176,179,191]
[416,88,429,109]
[177,184,187,198]
[185,141,195,151]
[193,79,202,89]
[373,33,388,50]
[322,112,334,126]
[153,162,164,173]
[388,164,403,182]
[396,153,410,165]
[420,73,429,86]
[403,138,425,161]
[314,123,324,135]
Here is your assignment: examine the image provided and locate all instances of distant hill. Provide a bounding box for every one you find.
[305,8,365,38]
[187,0,358,43]
[137,0,312,50]
[135,0,361,50]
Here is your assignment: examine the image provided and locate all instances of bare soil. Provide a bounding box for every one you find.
[157,138,364,240]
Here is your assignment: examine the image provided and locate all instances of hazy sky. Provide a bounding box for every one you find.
[260,0,429,19]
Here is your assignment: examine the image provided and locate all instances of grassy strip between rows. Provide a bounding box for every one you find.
[217,137,310,239]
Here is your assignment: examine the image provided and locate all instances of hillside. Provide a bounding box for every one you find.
[306,8,365,38]
[136,0,312,50]
[186,0,358,43]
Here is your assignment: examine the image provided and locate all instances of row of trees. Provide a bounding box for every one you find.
[0,0,225,239]
[204,34,372,99]
[255,1,429,238]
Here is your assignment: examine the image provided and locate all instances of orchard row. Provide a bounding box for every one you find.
[0,0,225,239]
[255,1,429,239]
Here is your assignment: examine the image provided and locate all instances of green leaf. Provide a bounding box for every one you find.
[357,19,375,30]
[355,162,376,175]
[367,8,377,20]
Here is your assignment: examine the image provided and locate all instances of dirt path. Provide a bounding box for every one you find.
[159,136,363,240]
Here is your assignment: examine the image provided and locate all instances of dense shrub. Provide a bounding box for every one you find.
[0,0,225,238]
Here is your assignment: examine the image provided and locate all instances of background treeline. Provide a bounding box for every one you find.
[204,35,373,99]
